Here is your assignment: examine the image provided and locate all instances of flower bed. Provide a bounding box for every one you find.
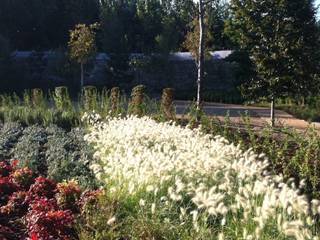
[0,160,99,240]
[0,123,96,188]
[85,116,320,239]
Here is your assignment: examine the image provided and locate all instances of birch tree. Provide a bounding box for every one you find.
[184,0,219,113]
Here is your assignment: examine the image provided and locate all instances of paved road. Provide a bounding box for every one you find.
[174,101,320,131]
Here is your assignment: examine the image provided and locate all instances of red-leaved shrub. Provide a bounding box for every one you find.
[11,167,34,190]
[0,161,13,177]
[0,177,18,205]
[0,191,28,217]
[56,181,81,213]
[27,176,57,201]
[26,198,75,240]
[0,159,100,240]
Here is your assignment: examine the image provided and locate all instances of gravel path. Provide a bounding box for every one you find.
[174,101,320,131]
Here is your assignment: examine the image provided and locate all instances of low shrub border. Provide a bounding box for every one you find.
[0,160,100,240]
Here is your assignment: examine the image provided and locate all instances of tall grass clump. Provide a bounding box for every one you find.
[84,115,320,239]
[53,86,73,111]
[128,85,147,117]
[81,86,99,112]
[160,88,175,121]
[110,87,120,114]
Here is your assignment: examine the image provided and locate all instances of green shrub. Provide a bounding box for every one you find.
[14,125,48,174]
[53,86,73,111]
[82,86,98,112]
[160,88,175,120]
[0,122,23,159]
[128,85,147,117]
[199,114,320,199]
[109,87,119,115]
[77,193,119,240]
[0,122,96,188]
[46,126,96,188]
[31,88,46,108]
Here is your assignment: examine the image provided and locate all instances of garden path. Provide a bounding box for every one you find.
[174,101,320,131]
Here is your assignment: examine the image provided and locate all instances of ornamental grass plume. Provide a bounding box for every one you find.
[85,115,320,239]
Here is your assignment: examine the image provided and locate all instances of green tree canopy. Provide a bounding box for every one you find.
[68,23,99,87]
[0,0,100,50]
[230,0,320,100]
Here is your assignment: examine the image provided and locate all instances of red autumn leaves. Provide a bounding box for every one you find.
[0,160,100,240]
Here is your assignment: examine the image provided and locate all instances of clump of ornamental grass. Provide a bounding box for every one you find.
[53,86,73,111]
[161,88,175,120]
[84,115,320,240]
[31,88,45,108]
[110,87,120,114]
[128,85,146,117]
[82,86,98,112]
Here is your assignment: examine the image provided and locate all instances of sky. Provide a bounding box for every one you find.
[316,0,320,18]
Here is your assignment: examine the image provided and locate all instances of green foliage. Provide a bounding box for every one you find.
[77,193,120,240]
[198,112,320,199]
[82,86,98,112]
[230,0,320,101]
[46,126,97,188]
[160,88,175,120]
[46,50,80,91]
[14,125,48,174]
[0,86,170,128]
[100,0,229,55]
[0,123,96,188]
[206,0,234,50]
[76,187,220,240]
[202,89,243,104]
[182,17,212,63]
[109,87,120,115]
[1,87,320,200]
[31,88,46,108]
[253,96,320,123]
[128,85,147,117]
[53,86,73,111]
[68,23,99,87]
[0,122,23,159]
[0,0,100,50]
[68,23,99,66]
[225,50,255,93]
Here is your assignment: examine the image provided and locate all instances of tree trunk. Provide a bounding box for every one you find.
[270,97,275,127]
[80,63,84,88]
[197,0,205,113]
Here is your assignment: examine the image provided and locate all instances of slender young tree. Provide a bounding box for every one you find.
[183,0,219,112]
[197,0,205,112]
[230,0,320,126]
[68,23,99,88]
